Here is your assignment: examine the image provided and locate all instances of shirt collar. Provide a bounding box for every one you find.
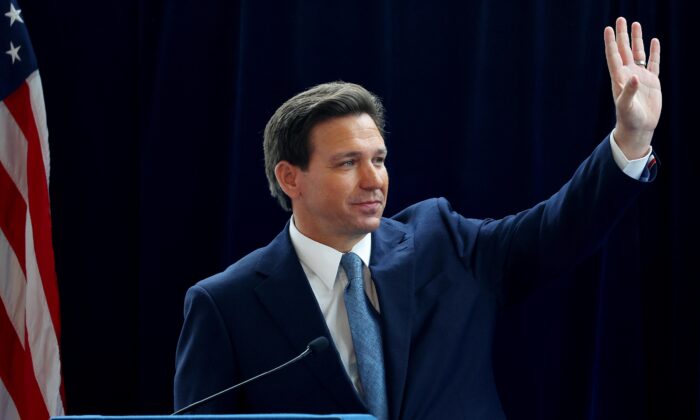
[289,216,372,291]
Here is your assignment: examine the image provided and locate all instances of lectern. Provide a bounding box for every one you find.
[53,415,376,420]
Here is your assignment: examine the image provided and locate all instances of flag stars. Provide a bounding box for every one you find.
[6,41,21,64]
[4,2,23,26]
[4,3,25,64]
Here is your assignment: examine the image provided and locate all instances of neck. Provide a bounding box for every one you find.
[291,216,365,253]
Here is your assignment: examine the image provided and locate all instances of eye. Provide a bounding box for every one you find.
[340,160,355,167]
[373,156,386,166]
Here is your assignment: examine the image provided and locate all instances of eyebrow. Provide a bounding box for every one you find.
[329,148,388,162]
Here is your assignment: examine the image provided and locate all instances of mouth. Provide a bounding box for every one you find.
[352,200,384,214]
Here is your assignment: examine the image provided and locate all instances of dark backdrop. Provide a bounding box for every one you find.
[17,0,699,419]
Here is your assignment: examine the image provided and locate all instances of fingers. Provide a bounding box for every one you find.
[607,17,660,76]
[604,26,623,76]
[616,17,634,65]
[648,37,661,76]
[618,75,639,111]
[631,22,646,65]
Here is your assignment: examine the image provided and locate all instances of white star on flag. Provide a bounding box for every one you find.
[4,2,23,26]
[6,40,21,63]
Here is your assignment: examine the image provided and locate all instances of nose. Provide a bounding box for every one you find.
[359,162,385,190]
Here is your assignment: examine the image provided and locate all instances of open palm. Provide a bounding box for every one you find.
[605,18,662,157]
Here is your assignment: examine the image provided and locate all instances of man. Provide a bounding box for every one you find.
[174,17,661,419]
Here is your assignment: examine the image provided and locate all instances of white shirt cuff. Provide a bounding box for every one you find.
[609,131,653,180]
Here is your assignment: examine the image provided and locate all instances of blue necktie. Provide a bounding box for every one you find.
[341,252,388,420]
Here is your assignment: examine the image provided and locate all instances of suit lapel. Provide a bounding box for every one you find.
[253,225,365,412]
[370,221,415,420]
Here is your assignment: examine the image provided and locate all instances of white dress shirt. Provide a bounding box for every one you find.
[609,131,653,180]
[287,133,651,393]
[289,220,379,393]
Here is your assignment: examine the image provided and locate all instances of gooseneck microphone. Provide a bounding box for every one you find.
[172,336,330,415]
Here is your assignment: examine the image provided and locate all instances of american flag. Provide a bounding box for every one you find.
[1,0,65,419]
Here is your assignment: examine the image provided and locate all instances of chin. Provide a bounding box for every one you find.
[357,217,382,233]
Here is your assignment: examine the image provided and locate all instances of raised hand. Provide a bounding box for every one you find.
[604,17,662,159]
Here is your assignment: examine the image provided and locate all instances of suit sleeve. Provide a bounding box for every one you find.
[459,136,656,303]
[174,284,240,413]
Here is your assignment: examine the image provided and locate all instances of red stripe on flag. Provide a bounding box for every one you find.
[0,162,27,273]
[0,303,51,420]
[3,82,61,338]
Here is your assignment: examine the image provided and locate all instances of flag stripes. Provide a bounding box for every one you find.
[0,373,22,420]
[0,161,27,272]
[4,79,61,336]
[1,75,64,418]
[0,305,50,420]
[1,30,64,418]
[2,1,65,417]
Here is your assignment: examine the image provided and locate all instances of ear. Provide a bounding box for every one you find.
[274,161,303,201]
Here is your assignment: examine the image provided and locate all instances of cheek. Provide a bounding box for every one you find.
[303,173,357,204]
[311,178,348,204]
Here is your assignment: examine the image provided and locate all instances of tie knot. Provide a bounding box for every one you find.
[340,252,364,283]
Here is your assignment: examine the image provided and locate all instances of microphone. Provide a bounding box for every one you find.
[172,336,330,415]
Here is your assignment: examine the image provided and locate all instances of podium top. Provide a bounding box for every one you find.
[52,415,376,420]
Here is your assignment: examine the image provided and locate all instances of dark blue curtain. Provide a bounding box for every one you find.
[20,0,698,418]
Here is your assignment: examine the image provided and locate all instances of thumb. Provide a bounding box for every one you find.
[617,75,639,111]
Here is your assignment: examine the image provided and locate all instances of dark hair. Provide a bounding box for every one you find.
[263,81,386,211]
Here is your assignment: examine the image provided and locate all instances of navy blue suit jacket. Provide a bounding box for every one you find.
[174,138,654,419]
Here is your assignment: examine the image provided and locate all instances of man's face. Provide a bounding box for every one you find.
[291,113,389,251]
